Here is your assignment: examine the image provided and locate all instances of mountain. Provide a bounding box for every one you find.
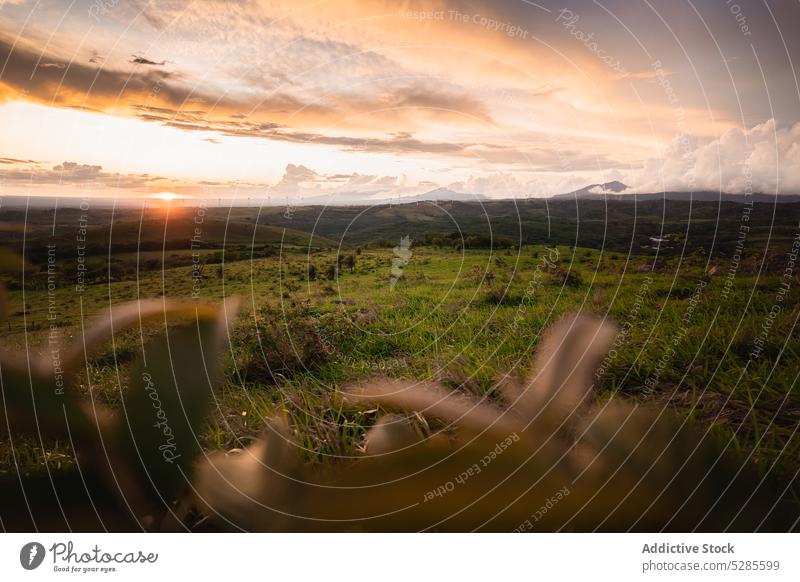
[553,181,629,199]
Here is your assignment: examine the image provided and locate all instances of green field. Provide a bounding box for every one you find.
[4,242,799,480]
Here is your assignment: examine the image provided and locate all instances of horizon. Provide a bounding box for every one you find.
[2,183,798,210]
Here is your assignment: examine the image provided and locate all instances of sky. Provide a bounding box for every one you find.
[0,0,799,203]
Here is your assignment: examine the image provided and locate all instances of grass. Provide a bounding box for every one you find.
[2,242,799,503]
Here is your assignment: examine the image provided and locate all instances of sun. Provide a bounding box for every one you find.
[150,192,180,203]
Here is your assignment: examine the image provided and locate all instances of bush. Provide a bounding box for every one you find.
[234,303,345,385]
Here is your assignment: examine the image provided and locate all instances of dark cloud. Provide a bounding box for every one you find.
[134,104,475,156]
[0,35,217,112]
[279,130,473,155]
[130,55,167,66]
[382,83,492,122]
[0,157,39,165]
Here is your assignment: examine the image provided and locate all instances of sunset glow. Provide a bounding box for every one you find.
[0,1,798,202]
[150,192,181,203]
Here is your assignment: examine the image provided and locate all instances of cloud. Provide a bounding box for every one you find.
[446,172,525,197]
[135,104,480,156]
[613,69,675,81]
[265,162,597,201]
[0,34,494,158]
[126,0,169,30]
[445,170,605,198]
[0,159,161,188]
[382,83,492,123]
[0,34,348,130]
[265,163,434,203]
[629,119,800,194]
[462,141,640,171]
[269,163,324,195]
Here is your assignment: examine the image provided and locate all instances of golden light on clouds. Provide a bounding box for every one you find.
[0,0,798,201]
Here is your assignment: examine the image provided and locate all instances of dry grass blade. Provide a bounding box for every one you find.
[192,418,299,531]
[113,297,240,507]
[364,414,426,455]
[62,299,221,371]
[504,313,617,426]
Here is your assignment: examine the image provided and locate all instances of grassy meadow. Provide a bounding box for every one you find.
[3,234,799,501]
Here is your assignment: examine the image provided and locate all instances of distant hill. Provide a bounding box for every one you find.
[383,188,489,205]
[261,187,489,206]
[0,209,337,262]
[625,191,800,203]
[553,182,800,203]
[6,197,800,264]
[0,195,129,209]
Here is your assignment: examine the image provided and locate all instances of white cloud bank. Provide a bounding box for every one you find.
[265,119,800,202]
[627,119,800,195]
[265,164,433,204]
